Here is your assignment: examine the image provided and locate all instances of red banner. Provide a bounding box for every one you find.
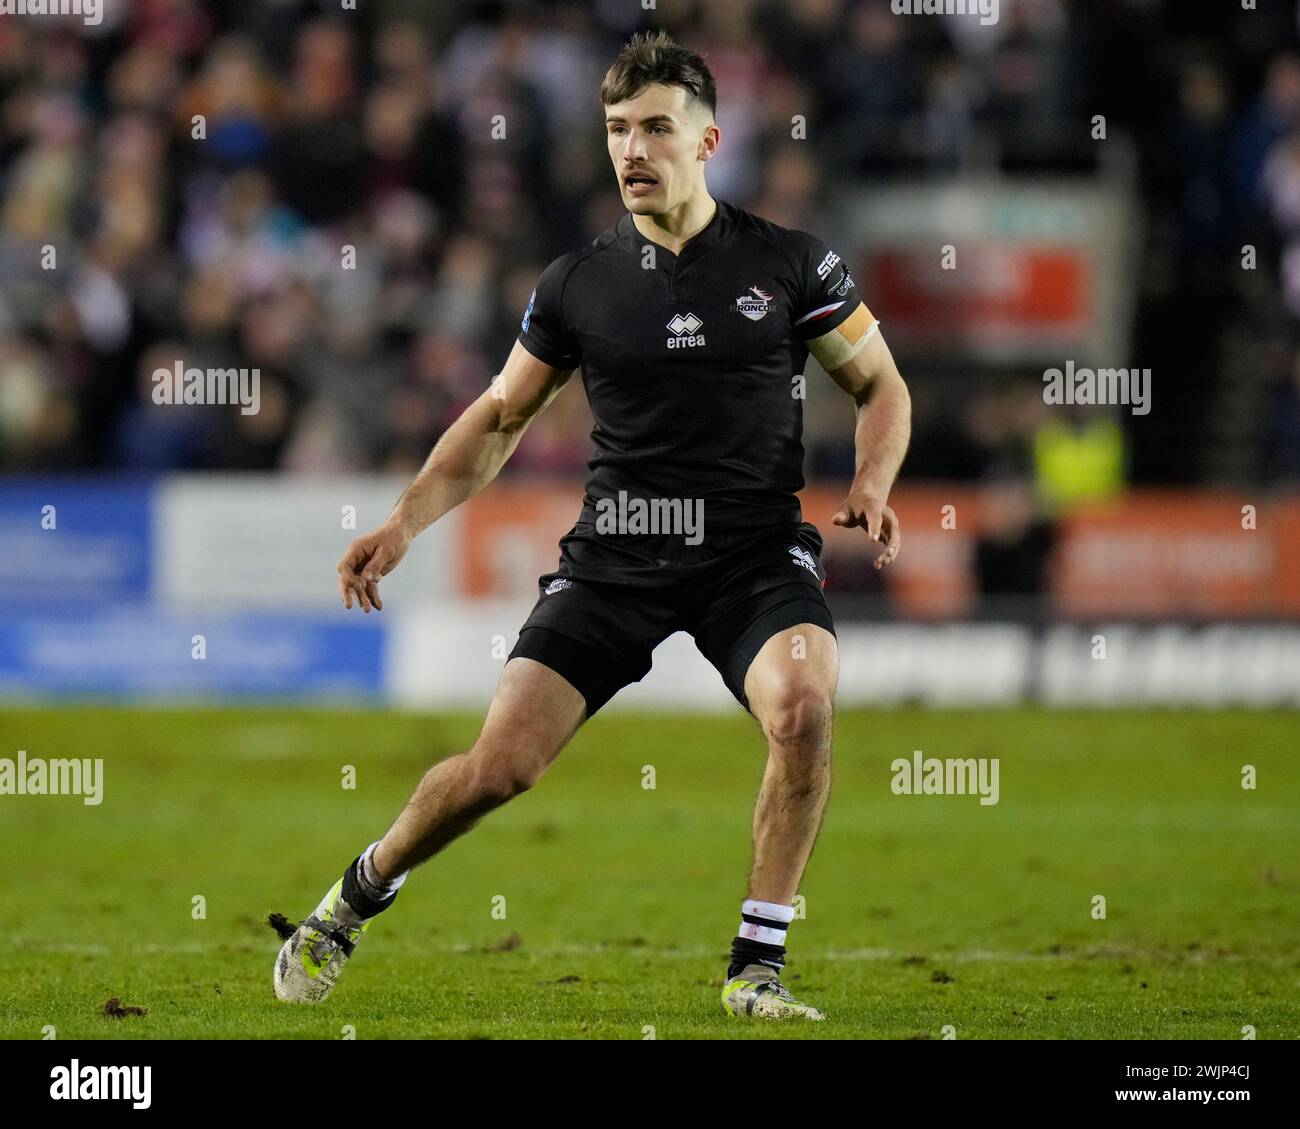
[459,484,1300,620]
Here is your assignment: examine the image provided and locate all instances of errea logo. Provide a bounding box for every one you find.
[667,312,705,349]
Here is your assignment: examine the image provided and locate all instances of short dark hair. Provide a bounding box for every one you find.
[601,29,717,119]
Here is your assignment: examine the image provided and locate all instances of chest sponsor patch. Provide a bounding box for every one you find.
[667,312,706,349]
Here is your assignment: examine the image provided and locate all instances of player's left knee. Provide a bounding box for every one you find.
[756,680,833,752]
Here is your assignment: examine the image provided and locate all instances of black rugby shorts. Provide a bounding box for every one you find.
[506,520,836,717]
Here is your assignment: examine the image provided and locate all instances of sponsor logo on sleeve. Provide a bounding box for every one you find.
[816,250,841,280]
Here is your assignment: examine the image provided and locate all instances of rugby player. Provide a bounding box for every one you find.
[275,29,911,1022]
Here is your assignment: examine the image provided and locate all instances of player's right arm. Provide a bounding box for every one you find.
[337,339,576,612]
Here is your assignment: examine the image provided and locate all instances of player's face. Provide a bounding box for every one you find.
[605,83,713,215]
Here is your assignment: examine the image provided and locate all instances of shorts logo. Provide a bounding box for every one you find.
[732,286,774,322]
[667,312,705,349]
[788,545,818,576]
[521,289,537,333]
[544,578,572,595]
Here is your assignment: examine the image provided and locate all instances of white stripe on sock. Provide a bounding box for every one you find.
[362,840,409,895]
[738,921,788,946]
[737,898,794,947]
[742,899,795,924]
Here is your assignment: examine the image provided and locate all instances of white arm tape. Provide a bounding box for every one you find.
[808,316,881,372]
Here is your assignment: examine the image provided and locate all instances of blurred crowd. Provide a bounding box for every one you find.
[0,0,1297,500]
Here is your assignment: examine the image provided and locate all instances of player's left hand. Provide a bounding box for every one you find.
[831,493,901,569]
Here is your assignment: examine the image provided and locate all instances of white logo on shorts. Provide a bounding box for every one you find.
[788,546,818,576]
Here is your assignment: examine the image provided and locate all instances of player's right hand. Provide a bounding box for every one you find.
[337,522,413,613]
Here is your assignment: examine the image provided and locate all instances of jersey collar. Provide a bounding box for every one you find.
[619,198,732,262]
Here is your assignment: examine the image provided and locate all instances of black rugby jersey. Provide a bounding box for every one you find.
[517,198,863,538]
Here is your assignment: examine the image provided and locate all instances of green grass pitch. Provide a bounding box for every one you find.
[1,706,1296,1040]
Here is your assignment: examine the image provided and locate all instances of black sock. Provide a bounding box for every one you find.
[339,853,401,920]
[728,936,786,980]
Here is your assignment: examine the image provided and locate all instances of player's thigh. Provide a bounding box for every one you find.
[694,521,837,715]
[472,655,587,788]
[509,555,673,720]
[743,623,839,742]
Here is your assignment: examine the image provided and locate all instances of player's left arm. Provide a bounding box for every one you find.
[807,304,912,569]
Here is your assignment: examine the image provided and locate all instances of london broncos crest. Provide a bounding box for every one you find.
[732,286,775,322]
